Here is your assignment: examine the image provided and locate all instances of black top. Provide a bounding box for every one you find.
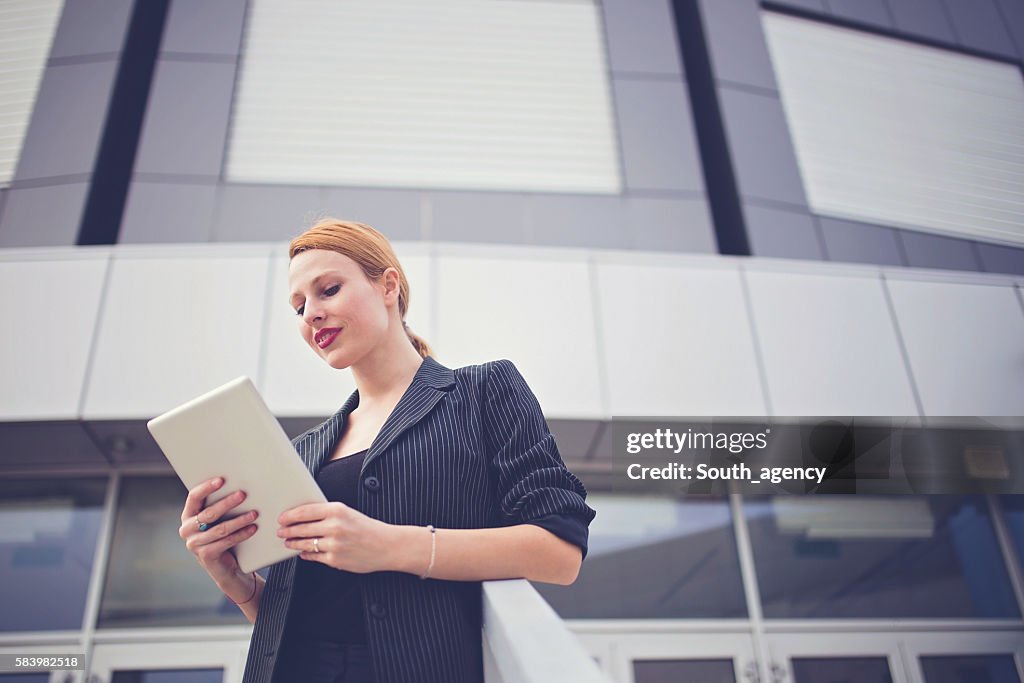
[286,449,369,644]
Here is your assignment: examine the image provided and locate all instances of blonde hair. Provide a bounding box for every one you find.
[289,218,433,359]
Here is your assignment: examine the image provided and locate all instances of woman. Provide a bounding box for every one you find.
[179,219,596,683]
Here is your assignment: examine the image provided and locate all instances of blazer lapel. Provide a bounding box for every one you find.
[294,356,456,477]
[361,355,455,475]
[297,387,360,475]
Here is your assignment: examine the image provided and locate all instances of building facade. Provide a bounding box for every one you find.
[1,0,1023,681]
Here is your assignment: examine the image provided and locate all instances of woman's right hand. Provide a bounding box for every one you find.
[179,476,259,588]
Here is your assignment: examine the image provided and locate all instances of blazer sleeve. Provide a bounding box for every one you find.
[483,359,597,559]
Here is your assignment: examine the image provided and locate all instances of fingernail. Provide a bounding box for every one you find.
[214,477,223,486]
[249,510,259,519]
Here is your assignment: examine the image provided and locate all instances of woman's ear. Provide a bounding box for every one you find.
[381,267,401,301]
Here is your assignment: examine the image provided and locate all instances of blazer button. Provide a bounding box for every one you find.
[363,476,380,492]
[369,602,388,619]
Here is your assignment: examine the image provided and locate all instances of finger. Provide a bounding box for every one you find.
[285,536,325,553]
[197,489,248,527]
[197,521,260,560]
[278,503,334,526]
[299,550,329,564]
[182,477,224,520]
[277,520,324,540]
[187,510,259,551]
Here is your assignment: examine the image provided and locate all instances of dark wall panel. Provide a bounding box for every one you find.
[940,0,1019,58]
[49,0,133,59]
[820,216,905,267]
[900,230,984,271]
[828,0,895,29]
[887,0,957,42]
[160,0,246,56]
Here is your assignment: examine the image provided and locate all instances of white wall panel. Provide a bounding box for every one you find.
[261,245,432,416]
[3,244,1022,424]
[226,0,620,194]
[744,267,919,415]
[82,251,270,419]
[0,253,106,418]
[595,257,767,416]
[0,0,65,185]
[763,12,1024,246]
[885,276,1024,415]
[435,246,602,418]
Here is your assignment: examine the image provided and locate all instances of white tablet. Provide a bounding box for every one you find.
[147,376,327,573]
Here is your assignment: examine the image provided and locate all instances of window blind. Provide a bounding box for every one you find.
[225,0,621,194]
[0,0,65,186]
[762,12,1024,247]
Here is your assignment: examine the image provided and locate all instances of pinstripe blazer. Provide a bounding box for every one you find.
[242,356,595,683]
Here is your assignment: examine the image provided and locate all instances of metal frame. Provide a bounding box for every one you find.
[990,495,1024,619]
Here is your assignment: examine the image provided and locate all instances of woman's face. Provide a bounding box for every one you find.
[287,249,394,369]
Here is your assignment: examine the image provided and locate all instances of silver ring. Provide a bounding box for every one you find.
[313,537,320,553]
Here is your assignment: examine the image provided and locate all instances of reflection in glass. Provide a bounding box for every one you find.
[633,659,737,683]
[0,478,107,632]
[999,495,1024,571]
[792,657,892,683]
[920,655,1021,683]
[111,669,223,683]
[746,496,1019,618]
[99,477,248,628]
[534,494,747,618]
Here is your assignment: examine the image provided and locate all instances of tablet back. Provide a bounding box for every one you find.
[147,376,327,573]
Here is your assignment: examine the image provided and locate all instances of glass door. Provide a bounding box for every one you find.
[903,632,1023,683]
[592,632,758,683]
[767,631,1024,683]
[87,642,248,683]
[766,633,908,683]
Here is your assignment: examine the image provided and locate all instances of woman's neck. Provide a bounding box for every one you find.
[349,334,424,410]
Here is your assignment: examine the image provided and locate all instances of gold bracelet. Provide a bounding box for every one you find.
[419,525,436,580]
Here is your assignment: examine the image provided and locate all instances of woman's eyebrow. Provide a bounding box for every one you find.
[289,272,341,304]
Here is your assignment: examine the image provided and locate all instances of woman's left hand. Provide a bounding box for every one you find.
[278,503,397,573]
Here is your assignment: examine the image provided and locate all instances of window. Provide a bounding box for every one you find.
[225,0,621,194]
[535,494,747,618]
[762,12,1024,247]
[98,477,248,628]
[0,0,65,185]
[745,496,1018,619]
[0,477,107,632]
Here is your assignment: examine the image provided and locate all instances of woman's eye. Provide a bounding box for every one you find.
[293,284,338,316]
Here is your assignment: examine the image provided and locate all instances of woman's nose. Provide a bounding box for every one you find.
[302,301,323,326]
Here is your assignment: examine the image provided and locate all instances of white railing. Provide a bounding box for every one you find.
[482,579,612,683]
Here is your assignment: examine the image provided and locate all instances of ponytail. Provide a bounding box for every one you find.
[403,321,433,359]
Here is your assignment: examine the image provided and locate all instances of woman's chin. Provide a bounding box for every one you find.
[321,350,358,370]
[324,354,353,370]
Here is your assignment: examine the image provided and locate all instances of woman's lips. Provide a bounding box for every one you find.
[316,328,341,349]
